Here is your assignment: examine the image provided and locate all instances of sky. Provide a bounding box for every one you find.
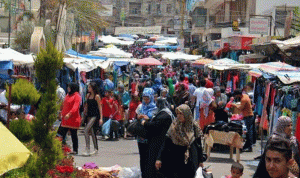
[256,0,300,15]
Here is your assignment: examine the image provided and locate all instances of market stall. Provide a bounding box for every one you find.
[205,58,258,91]
[248,62,300,146]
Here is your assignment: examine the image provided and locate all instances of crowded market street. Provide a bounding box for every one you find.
[70,130,263,177]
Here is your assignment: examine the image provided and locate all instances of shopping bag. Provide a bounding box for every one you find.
[195,167,213,178]
[102,119,112,136]
[127,119,147,138]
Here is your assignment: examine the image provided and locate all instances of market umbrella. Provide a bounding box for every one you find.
[144,42,154,46]
[145,48,157,52]
[136,57,163,66]
[0,122,30,175]
[192,58,214,65]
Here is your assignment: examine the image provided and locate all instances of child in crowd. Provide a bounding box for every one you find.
[222,162,244,178]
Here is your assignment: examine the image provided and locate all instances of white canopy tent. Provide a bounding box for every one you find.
[0,48,34,66]
[160,51,202,61]
[155,37,178,46]
[89,48,133,58]
[99,35,134,46]
[271,35,300,50]
[64,57,138,72]
[206,58,260,70]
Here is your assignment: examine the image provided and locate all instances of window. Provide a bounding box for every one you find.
[129,2,141,15]
[157,4,161,14]
[166,4,172,13]
[148,4,151,14]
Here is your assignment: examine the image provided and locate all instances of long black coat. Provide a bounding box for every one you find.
[157,136,204,178]
[141,110,173,178]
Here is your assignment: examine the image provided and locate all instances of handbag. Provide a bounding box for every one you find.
[126,119,147,138]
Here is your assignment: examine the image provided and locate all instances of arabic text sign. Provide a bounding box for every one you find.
[249,18,269,35]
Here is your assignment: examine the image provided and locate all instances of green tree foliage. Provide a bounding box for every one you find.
[9,119,33,142]
[6,79,40,105]
[30,42,64,177]
[43,0,108,34]
[13,21,35,51]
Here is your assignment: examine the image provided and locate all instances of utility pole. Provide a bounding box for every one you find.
[8,0,11,47]
[178,0,185,50]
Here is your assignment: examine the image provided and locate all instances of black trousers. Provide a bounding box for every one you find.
[59,127,79,153]
[138,142,148,178]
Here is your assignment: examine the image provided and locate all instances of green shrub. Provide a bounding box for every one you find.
[6,79,40,105]
[9,119,33,142]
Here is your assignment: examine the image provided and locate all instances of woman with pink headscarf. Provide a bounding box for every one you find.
[199,88,217,130]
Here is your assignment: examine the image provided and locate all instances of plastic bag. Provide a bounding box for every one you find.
[118,167,141,178]
[102,119,111,136]
[195,167,213,178]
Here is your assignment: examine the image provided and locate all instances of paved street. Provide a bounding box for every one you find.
[67,130,264,177]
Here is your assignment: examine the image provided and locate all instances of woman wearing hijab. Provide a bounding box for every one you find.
[155,104,204,178]
[60,83,81,155]
[167,77,175,97]
[254,116,300,178]
[199,88,217,130]
[213,86,228,123]
[173,83,190,108]
[159,88,175,112]
[140,98,173,178]
[135,88,158,178]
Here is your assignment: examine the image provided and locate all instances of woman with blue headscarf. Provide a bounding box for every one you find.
[135,87,158,178]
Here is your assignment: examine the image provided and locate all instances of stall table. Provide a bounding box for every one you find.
[205,130,244,162]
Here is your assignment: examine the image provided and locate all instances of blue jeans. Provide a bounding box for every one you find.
[194,106,200,121]
[243,116,254,149]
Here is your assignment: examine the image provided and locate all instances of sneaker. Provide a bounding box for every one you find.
[91,149,98,155]
[82,148,91,156]
[69,151,78,155]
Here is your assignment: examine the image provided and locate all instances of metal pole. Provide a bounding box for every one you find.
[180,0,185,39]
[8,0,11,47]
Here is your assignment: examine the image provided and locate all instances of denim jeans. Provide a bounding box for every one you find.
[243,116,254,149]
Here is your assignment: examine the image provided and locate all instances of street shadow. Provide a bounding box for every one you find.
[206,157,235,164]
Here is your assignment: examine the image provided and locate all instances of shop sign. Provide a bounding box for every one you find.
[249,18,269,35]
[208,40,221,51]
[229,36,253,50]
[115,26,162,35]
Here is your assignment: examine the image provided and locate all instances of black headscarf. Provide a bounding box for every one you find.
[68,83,79,95]
[156,98,170,111]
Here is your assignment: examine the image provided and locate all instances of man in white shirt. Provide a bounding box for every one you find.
[192,79,206,121]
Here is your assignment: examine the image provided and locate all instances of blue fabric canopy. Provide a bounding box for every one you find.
[114,61,130,67]
[0,60,13,79]
[66,49,107,60]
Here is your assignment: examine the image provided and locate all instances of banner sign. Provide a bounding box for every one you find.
[249,18,269,35]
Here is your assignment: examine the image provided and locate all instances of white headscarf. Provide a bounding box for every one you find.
[200,88,214,117]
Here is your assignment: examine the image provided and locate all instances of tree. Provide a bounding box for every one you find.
[6,78,40,106]
[293,7,300,35]
[41,0,108,51]
[30,42,64,177]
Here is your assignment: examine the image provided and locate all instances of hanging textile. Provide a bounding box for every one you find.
[260,82,271,129]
